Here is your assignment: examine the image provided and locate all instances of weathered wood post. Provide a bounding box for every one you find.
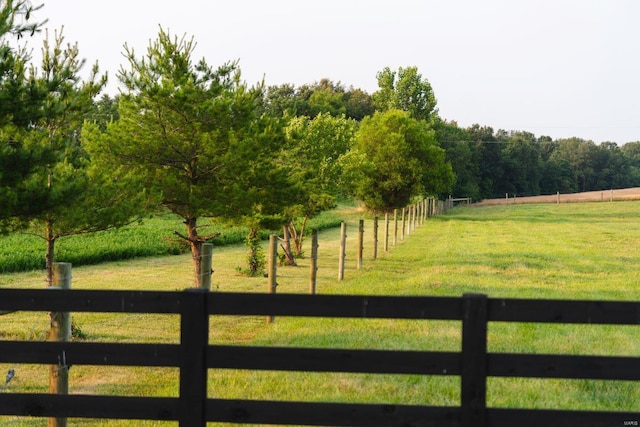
[338,222,347,281]
[373,216,378,260]
[281,225,296,266]
[401,207,406,240]
[199,243,213,290]
[393,209,398,246]
[309,229,319,294]
[267,234,278,323]
[407,205,412,236]
[49,262,72,427]
[423,199,428,222]
[357,219,364,270]
[384,212,389,252]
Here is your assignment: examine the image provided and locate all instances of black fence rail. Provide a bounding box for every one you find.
[0,289,638,426]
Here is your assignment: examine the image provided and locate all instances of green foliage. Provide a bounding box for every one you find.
[236,229,266,277]
[262,79,373,121]
[373,66,437,121]
[343,109,454,212]
[0,210,344,274]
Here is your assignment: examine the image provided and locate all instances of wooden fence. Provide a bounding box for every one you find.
[0,289,638,426]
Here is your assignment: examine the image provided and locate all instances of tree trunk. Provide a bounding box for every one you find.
[246,227,265,276]
[45,219,56,287]
[185,217,204,288]
[281,225,296,266]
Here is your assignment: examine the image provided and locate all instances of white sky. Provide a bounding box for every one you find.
[27,0,640,143]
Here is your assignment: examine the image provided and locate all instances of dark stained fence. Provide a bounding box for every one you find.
[0,289,638,426]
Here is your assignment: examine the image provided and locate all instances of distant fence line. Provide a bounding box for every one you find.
[0,290,638,426]
[474,188,640,207]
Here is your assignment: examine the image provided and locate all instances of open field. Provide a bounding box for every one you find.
[1,201,639,426]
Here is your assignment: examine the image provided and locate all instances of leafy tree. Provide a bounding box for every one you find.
[261,83,298,117]
[373,66,437,121]
[283,112,357,256]
[342,109,454,212]
[433,118,481,200]
[343,86,374,121]
[467,124,503,198]
[308,88,345,117]
[498,131,543,196]
[550,138,598,192]
[84,28,291,285]
[621,141,640,186]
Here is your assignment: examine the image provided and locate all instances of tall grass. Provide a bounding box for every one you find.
[0,201,639,426]
[0,210,344,274]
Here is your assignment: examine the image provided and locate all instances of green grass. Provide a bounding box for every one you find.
[1,201,639,426]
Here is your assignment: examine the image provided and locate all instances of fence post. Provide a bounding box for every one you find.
[357,219,364,270]
[267,234,278,323]
[179,288,209,427]
[309,229,318,294]
[401,208,406,240]
[338,222,346,281]
[373,216,379,259]
[384,212,389,252]
[48,262,72,427]
[199,243,213,290]
[461,293,488,427]
[393,209,398,246]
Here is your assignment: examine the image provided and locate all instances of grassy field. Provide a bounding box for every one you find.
[1,201,639,426]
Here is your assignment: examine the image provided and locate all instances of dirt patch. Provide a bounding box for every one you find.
[472,187,640,206]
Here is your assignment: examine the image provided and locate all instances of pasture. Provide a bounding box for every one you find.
[1,201,639,426]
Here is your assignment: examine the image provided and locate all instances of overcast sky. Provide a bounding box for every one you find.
[28,0,640,143]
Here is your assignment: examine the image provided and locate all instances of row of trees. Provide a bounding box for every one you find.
[0,2,454,288]
[435,123,640,200]
[3,1,640,288]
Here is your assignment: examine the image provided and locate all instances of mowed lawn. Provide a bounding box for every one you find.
[1,201,639,426]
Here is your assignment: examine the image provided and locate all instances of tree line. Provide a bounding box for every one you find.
[2,1,638,287]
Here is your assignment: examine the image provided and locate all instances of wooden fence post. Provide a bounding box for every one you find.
[393,209,398,246]
[357,219,364,270]
[461,293,488,427]
[48,262,72,427]
[267,234,278,323]
[373,216,378,260]
[384,212,389,252]
[199,243,213,290]
[309,229,318,294]
[338,222,346,281]
[179,288,209,427]
[401,208,406,240]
